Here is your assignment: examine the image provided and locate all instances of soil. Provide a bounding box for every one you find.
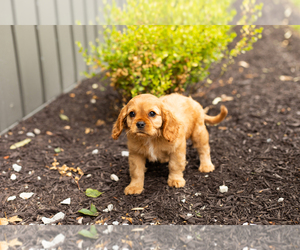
[0,26,300,226]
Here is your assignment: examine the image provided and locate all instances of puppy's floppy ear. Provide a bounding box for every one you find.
[112,105,127,140]
[161,107,179,142]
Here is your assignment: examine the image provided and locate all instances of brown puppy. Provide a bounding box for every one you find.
[112,93,228,195]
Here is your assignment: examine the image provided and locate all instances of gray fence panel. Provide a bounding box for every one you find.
[37,0,57,25]
[38,26,61,101]
[0,0,14,25]
[72,25,87,80]
[86,0,97,24]
[56,0,72,25]
[95,0,105,24]
[57,26,76,91]
[14,0,37,25]
[72,0,86,24]
[14,26,43,115]
[0,26,22,132]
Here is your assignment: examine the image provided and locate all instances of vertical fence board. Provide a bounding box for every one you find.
[95,0,105,24]
[38,26,61,101]
[86,0,96,24]
[72,26,87,81]
[37,0,56,25]
[14,26,43,115]
[57,26,76,91]
[0,26,22,132]
[14,0,37,25]
[72,0,86,24]
[0,0,14,24]
[56,0,72,24]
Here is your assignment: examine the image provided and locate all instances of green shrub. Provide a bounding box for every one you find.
[77,1,263,102]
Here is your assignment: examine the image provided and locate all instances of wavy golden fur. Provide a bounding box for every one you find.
[112,93,228,195]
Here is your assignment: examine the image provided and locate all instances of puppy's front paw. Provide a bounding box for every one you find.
[168,178,186,188]
[124,184,144,195]
[199,163,215,173]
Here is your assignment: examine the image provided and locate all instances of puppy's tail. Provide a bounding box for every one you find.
[204,105,228,125]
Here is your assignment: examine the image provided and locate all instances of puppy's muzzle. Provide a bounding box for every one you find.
[136,121,146,129]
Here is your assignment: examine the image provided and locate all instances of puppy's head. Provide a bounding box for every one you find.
[112,94,163,140]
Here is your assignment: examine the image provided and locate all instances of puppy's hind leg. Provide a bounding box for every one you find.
[192,124,215,173]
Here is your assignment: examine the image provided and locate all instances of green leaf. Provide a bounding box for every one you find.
[78,204,99,216]
[78,225,99,239]
[85,188,103,198]
[59,114,69,121]
[10,138,32,150]
[54,147,61,153]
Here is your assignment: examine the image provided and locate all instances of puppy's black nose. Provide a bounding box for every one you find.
[136,121,145,129]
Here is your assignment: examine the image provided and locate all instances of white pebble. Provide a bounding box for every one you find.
[121,151,129,157]
[110,174,119,182]
[77,217,83,224]
[112,245,119,250]
[186,213,192,217]
[112,221,119,225]
[19,192,34,199]
[181,199,186,203]
[34,128,41,135]
[42,212,65,224]
[278,197,284,202]
[60,198,71,205]
[86,174,92,178]
[195,192,201,196]
[204,175,209,177]
[28,171,32,175]
[276,187,280,190]
[37,176,41,180]
[187,235,193,240]
[102,225,114,234]
[10,174,17,180]
[41,233,65,249]
[219,185,228,193]
[103,204,113,212]
[7,196,16,201]
[26,132,35,137]
[200,206,206,210]
[90,99,96,104]
[12,163,22,172]
[92,83,99,89]
[92,149,99,154]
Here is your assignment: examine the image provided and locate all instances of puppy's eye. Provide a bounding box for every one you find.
[149,111,156,117]
[129,111,135,117]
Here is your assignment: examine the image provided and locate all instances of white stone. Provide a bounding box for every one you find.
[212,97,222,105]
[181,199,186,203]
[219,185,228,193]
[103,204,113,212]
[186,213,192,217]
[110,174,119,182]
[37,176,41,180]
[278,197,284,202]
[7,196,16,201]
[195,193,201,196]
[60,198,71,205]
[26,132,35,137]
[112,221,119,225]
[92,83,99,89]
[42,212,65,224]
[12,163,22,172]
[102,225,114,234]
[92,149,99,154]
[90,99,96,104]
[34,128,41,135]
[41,233,65,249]
[121,151,129,157]
[20,192,34,199]
[10,174,17,180]
[112,245,119,250]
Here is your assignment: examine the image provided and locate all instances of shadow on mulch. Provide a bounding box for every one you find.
[0,26,300,225]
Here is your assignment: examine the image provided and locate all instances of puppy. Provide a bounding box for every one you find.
[112,93,228,195]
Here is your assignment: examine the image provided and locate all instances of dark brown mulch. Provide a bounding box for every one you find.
[0,26,300,226]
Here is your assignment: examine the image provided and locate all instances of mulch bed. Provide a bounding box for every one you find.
[1,26,300,226]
